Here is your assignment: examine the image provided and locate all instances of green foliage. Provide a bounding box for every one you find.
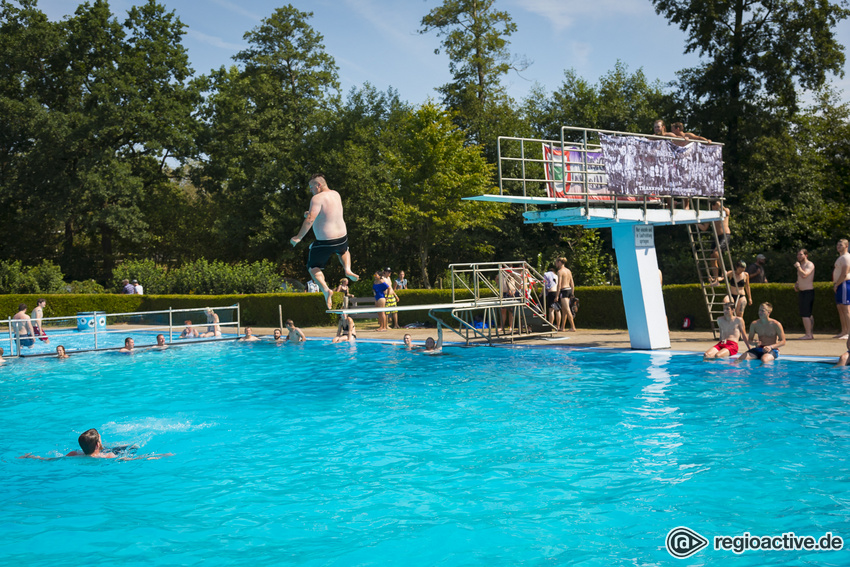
[384,102,507,287]
[112,259,168,294]
[0,0,200,278]
[65,280,107,294]
[0,259,65,294]
[195,5,339,262]
[653,0,850,190]
[522,62,670,141]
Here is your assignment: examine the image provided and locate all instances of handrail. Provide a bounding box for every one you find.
[1,304,240,357]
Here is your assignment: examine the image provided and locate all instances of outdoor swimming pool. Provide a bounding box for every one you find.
[2,340,849,565]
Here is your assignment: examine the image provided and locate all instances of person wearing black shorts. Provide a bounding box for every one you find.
[794,249,815,340]
[290,174,359,309]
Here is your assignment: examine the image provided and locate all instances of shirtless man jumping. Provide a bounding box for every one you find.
[704,302,750,359]
[290,174,359,310]
[736,302,786,364]
[555,257,576,332]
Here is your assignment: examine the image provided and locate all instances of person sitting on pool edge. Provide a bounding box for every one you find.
[284,319,306,342]
[200,308,222,338]
[704,302,750,360]
[119,337,135,354]
[180,320,199,339]
[736,302,786,364]
[332,314,356,343]
[835,336,850,367]
[239,327,261,342]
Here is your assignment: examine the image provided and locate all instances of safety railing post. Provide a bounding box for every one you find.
[168,307,173,344]
[7,318,15,357]
[497,137,504,196]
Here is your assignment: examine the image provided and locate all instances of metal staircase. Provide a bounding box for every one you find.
[442,261,557,344]
[686,216,734,338]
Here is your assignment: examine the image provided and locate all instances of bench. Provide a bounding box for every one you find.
[348,296,377,319]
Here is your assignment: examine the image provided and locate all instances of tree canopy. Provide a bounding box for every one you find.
[1,0,849,288]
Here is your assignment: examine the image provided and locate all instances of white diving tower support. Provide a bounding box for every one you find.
[467,126,726,350]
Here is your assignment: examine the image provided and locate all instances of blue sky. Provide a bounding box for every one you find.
[37,0,850,109]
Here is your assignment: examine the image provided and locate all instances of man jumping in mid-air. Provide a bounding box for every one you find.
[290,174,358,309]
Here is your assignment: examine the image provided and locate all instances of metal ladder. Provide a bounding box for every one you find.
[686,220,734,338]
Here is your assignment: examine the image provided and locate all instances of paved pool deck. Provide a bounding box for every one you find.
[251,322,848,362]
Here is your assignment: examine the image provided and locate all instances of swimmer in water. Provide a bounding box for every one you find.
[239,327,261,342]
[0,347,5,363]
[284,319,306,342]
[56,345,69,359]
[153,334,169,349]
[19,428,172,460]
[119,337,135,354]
[271,328,284,343]
[422,323,443,354]
[403,333,414,349]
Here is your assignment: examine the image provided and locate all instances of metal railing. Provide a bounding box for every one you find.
[2,304,241,357]
[444,261,555,343]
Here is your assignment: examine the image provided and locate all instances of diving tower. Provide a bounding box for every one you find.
[466,126,730,350]
[331,262,557,345]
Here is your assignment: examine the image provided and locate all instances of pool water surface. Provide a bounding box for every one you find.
[1,340,849,566]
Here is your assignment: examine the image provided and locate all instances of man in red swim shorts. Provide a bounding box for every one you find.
[704,302,750,359]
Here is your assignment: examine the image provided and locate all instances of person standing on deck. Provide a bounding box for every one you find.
[290,174,359,310]
[555,257,576,332]
[833,239,850,339]
[31,298,49,344]
[794,249,815,340]
[543,265,561,330]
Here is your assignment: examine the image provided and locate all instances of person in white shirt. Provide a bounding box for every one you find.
[543,265,560,329]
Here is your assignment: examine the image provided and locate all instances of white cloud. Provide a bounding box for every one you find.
[208,0,263,22]
[185,29,246,51]
[517,0,650,32]
[569,41,592,68]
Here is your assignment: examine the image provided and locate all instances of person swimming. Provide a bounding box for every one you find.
[19,428,172,461]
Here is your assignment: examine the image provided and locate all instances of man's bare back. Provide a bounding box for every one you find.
[307,189,346,241]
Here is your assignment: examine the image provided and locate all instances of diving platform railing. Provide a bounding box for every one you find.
[464,125,728,349]
[330,261,556,345]
[2,304,241,357]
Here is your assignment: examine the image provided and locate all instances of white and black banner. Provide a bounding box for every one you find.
[599,134,724,197]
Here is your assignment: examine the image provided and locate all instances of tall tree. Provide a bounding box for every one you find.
[652,0,850,192]
[383,102,506,287]
[196,5,339,262]
[420,0,527,155]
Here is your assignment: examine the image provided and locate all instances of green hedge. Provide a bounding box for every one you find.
[0,282,842,331]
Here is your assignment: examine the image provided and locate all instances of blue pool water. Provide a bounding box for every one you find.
[2,341,849,566]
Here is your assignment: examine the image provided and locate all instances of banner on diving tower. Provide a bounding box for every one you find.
[598,133,724,197]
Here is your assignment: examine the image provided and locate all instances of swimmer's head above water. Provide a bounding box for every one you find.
[78,428,103,455]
